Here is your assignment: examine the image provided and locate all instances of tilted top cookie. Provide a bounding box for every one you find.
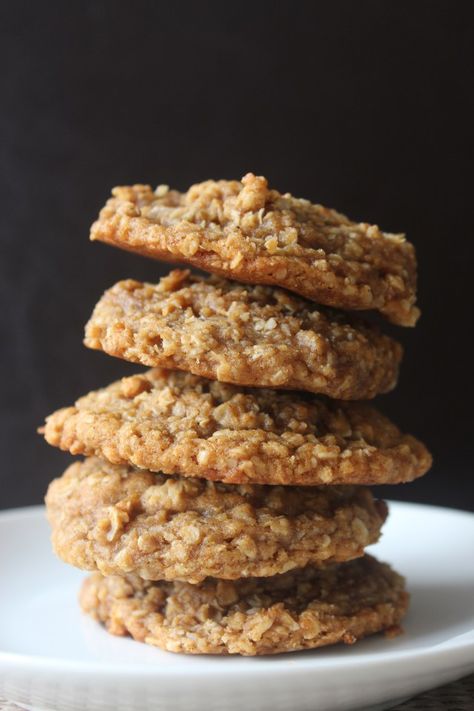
[84,270,402,400]
[46,457,387,583]
[90,173,419,326]
[80,556,408,655]
[41,369,432,486]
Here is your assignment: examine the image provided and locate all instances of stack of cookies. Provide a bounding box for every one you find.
[41,174,432,656]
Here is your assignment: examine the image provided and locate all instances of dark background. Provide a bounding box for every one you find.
[1,0,473,511]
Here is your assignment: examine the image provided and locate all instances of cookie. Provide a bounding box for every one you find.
[79,555,408,655]
[90,173,419,326]
[46,457,387,583]
[84,270,402,400]
[41,369,432,486]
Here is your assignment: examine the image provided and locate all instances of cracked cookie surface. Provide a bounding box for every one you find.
[41,369,432,486]
[46,458,387,583]
[79,555,408,655]
[85,270,402,400]
[90,173,419,325]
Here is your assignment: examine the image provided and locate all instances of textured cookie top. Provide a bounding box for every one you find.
[90,174,419,326]
[46,457,387,583]
[85,270,402,399]
[80,555,408,655]
[42,369,432,486]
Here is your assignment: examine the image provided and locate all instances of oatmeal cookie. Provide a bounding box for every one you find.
[46,458,387,583]
[84,270,402,399]
[90,174,419,326]
[79,555,408,655]
[41,369,432,486]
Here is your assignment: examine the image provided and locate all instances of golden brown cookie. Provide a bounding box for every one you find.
[90,174,419,326]
[84,270,402,400]
[46,458,387,583]
[41,369,432,486]
[79,555,408,655]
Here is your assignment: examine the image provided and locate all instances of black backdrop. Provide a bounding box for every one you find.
[1,0,473,511]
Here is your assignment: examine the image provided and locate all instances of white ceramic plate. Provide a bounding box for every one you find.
[0,502,473,711]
